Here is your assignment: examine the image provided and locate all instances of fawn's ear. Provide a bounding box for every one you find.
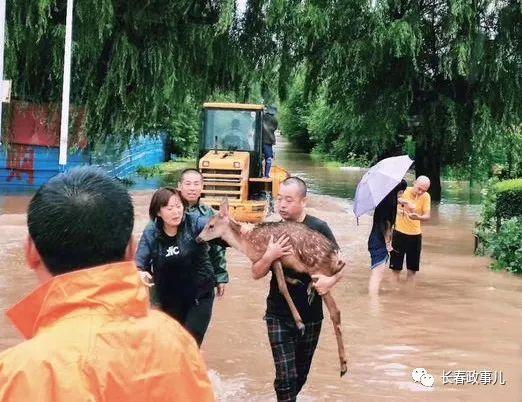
[219,198,229,218]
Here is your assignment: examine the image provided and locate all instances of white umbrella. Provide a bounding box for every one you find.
[353,155,413,218]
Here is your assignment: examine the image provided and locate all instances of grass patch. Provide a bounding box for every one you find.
[136,158,196,179]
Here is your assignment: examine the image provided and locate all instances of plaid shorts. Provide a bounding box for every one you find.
[266,315,322,402]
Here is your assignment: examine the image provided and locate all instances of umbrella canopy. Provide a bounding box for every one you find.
[353,155,413,218]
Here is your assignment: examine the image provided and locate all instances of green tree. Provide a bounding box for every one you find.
[271,0,521,200]
[4,0,261,145]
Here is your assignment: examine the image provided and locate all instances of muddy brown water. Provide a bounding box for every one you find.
[1,138,521,401]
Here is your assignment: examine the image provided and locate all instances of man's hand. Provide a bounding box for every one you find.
[139,271,154,287]
[399,199,415,213]
[386,241,393,252]
[311,274,337,296]
[265,234,293,261]
[251,235,293,280]
[216,283,226,298]
[408,212,421,220]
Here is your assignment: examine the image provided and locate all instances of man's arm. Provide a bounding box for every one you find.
[251,235,292,280]
[311,266,345,296]
[408,212,430,221]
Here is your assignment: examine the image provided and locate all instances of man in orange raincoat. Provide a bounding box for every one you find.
[0,167,215,402]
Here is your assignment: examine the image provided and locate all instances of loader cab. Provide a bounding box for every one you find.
[199,103,264,178]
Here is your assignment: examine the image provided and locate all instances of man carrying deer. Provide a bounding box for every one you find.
[197,176,346,402]
[253,177,344,402]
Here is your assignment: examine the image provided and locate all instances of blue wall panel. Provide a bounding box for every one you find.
[0,135,167,193]
[0,146,90,192]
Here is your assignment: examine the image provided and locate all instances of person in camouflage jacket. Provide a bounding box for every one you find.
[179,168,229,296]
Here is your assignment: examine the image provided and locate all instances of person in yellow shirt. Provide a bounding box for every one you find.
[389,176,431,283]
[0,167,214,402]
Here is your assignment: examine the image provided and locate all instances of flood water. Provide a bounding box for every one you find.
[0,137,520,401]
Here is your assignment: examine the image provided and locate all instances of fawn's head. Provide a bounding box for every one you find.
[196,199,234,243]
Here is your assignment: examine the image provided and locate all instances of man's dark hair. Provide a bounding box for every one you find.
[27,166,134,276]
[179,168,203,183]
[231,119,240,129]
[281,176,307,198]
[149,187,187,221]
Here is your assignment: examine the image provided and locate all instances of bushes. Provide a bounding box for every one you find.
[489,218,522,274]
[494,179,522,220]
[475,178,522,274]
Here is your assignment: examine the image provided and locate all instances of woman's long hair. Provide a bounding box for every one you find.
[375,179,408,227]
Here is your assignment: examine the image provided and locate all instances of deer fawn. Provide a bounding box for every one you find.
[196,200,348,376]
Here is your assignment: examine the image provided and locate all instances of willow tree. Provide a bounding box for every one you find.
[4,0,262,145]
[270,0,521,200]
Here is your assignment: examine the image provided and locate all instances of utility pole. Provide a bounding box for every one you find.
[59,0,74,166]
[0,0,7,145]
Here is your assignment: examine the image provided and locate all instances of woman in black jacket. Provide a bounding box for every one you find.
[135,187,215,346]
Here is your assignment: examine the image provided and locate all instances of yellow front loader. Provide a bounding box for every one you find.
[197,102,288,223]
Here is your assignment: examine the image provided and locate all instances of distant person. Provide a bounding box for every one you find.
[136,186,217,346]
[389,176,431,283]
[262,107,278,177]
[368,179,407,296]
[222,118,249,149]
[0,167,214,401]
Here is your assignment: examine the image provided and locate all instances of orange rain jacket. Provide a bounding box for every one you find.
[0,261,215,402]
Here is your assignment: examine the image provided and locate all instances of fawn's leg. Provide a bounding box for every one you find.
[273,261,305,335]
[322,292,348,376]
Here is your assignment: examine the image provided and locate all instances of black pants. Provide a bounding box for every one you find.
[390,230,422,271]
[266,315,322,402]
[162,290,215,346]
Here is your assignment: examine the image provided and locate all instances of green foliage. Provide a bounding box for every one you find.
[136,159,196,180]
[475,178,500,250]
[5,0,265,145]
[476,178,522,274]
[441,164,472,181]
[267,0,522,201]
[279,72,313,151]
[494,179,522,219]
[489,217,522,275]
[6,0,521,180]
[167,99,201,156]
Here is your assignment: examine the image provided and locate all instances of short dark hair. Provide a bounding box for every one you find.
[27,166,134,276]
[281,176,307,198]
[179,168,203,183]
[148,187,186,221]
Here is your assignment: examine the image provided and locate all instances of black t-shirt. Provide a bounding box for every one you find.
[266,214,338,323]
